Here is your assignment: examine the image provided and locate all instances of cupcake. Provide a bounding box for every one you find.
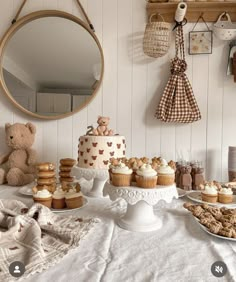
[218,188,233,204]
[157,159,175,186]
[111,163,132,187]
[201,184,218,203]
[135,164,157,188]
[33,189,52,208]
[65,188,83,209]
[52,187,66,209]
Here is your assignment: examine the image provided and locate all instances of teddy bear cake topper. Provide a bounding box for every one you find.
[86,116,115,136]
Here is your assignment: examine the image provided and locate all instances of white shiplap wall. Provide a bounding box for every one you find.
[0,0,234,182]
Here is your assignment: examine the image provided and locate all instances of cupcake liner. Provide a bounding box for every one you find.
[201,193,218,203]
[65,196,83,209]
[111,173,132,187]
[109,169,113,181]
[136,175,157,188]
[131,171,137,182]
[157,174,175,186]
[52,198,66,209]
[33,197,52,208]
[218,194,233,204]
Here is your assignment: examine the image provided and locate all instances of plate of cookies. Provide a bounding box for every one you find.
[184,202,236,241]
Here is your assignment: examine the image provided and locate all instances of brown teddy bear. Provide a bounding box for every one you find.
[0,122,37,186]
[92,116,114,136]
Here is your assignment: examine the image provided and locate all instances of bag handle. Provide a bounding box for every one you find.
[149,13,165,23]
[216,12,232,25]
[175,25,185,61]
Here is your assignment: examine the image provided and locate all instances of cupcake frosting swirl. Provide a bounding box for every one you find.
[65,188,83,199]
[112,163,132,175]
[136,164,157,177]
[33,189,52,198]
[157,159,174,175]
[219,188,233,195]
[202,184,218,195]
[53,188,66,199]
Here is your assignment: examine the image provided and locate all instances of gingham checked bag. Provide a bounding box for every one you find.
[155,25,201,123]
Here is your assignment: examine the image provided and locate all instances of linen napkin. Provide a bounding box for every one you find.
[0,199,99,281]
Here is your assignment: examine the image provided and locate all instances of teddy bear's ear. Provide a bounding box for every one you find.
[97,115,102,119]
[25,123,36,134]
[5,123,11,131]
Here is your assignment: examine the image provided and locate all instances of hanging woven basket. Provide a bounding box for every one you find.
[143,13,171,58]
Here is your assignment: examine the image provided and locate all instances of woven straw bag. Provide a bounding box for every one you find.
[143,14,171,58]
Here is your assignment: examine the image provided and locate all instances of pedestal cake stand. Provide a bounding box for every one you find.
[104,183,178,232]
[71,167,109,197]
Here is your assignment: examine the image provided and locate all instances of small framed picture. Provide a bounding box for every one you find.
[189,31,213,55]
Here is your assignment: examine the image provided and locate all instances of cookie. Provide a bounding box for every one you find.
[37,177,56,185]
[59,165,73,172]
[37,162,55,171]
[60,158,76,166]
[59,171,71,178]
[37,171,56,179]
[59,176,74,183]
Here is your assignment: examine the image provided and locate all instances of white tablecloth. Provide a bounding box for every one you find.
[0,184,235,282]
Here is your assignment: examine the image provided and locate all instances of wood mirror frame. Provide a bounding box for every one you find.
[0,10,104,120]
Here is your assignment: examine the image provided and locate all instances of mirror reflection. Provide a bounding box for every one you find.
[1,16,102,116]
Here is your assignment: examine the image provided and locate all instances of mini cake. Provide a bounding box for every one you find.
[33,189,52,208]
[201,184,218,203]
[65,188,83,209]
[135,164,157,188]
[111,163,132,187]
[218,188,233,204]
[157,159,175,186]
[77,116,126,170]
[52,187,66,209]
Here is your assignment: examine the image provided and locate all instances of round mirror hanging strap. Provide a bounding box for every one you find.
[11,0,95,32]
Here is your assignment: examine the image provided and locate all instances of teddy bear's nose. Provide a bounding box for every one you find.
[10,136,13,139]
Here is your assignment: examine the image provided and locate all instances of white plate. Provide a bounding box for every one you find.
[51,198,88,213]
[177,188,187,198]
[187,191,236,207]
[194,217,236,242]
[18,183,35,196]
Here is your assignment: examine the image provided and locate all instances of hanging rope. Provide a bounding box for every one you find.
[75,0,95,32]
[12,0,28,24]
[11,0,95,32]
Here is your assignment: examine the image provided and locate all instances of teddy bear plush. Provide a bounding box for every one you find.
[92,116,114,136]
[0,122,37,186]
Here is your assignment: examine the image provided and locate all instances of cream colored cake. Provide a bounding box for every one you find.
[78,135,126,169]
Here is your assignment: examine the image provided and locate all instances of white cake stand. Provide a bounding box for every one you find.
[71,167,109,198]
[104,183,178,232]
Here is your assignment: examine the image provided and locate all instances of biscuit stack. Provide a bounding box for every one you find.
[59,158,76,184]
[36,162,56,193]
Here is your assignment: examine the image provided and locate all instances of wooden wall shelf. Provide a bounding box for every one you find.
[147,2,236,22]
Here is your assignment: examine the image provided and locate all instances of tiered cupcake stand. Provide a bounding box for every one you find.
[104,183,178,232]
[71,167,109,198]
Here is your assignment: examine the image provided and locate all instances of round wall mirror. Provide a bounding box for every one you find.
[0,10,104,119]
